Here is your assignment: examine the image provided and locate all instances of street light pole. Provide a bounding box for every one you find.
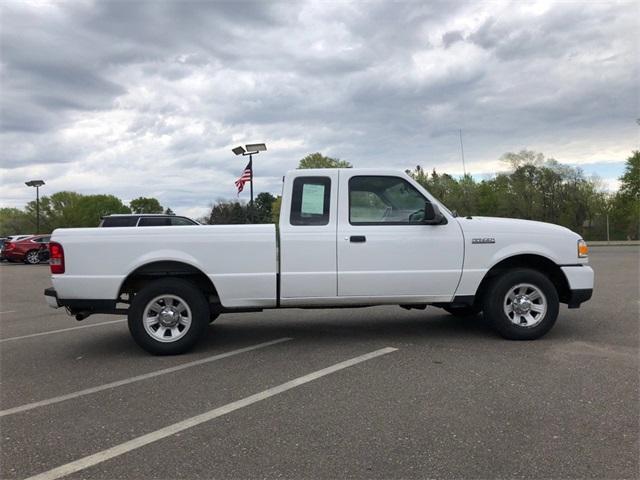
[25,180,45,234]
[232,143,267,224]
[249,153,254,222]
[36,184,40,233]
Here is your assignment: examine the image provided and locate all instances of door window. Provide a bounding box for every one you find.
[290,177,331,226]
[349,176,427,225]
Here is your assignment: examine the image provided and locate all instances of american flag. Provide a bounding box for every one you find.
[235,160,252,194]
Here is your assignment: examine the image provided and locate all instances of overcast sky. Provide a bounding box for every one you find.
[1,0,638,219]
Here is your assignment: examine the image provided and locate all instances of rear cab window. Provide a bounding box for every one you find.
[290,177,331,226]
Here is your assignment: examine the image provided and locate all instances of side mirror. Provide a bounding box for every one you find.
[423,201,445,225]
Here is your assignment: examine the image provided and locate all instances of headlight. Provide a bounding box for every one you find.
[578,239,589,258]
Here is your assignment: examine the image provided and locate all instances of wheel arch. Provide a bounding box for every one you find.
[118,260,219,302]
[474,254,571,305]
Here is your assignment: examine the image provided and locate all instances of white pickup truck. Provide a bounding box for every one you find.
[45,168,594,354]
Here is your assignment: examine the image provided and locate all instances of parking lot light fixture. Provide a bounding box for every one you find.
[25,179,45,234]
[245,143,267,153]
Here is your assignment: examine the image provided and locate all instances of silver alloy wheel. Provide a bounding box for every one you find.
[26,251,40,264]
[503,283,547,328]
[143,294,192,343]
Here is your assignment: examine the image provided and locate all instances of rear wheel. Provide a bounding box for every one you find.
[25,250,41,264]
[483,269,559,340]
[128,278,209,355]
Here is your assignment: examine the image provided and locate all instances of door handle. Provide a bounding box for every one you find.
[350,235,366,243]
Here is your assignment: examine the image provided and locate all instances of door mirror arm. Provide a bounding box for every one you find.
[422,201,446,225]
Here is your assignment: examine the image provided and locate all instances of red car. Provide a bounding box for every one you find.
[2,235,51,264]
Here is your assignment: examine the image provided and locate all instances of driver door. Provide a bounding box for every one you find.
[336,173,463,300]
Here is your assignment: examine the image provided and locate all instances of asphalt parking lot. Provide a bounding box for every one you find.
[0,247,638,480]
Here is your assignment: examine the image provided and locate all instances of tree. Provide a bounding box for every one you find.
[618,151,640,199]
[164,207,175,215]
[253,192,276,223]
[405,150,633,240]
[610,151,640,239]
[206,192,278,224]
[80,195,131,226]
[24,191,131,230]
[0,208,33,236]
[271,196,282,224]
[298,152,352,169]
[501,150,546,170]
[208,199,248,224]
[130,197,163,214]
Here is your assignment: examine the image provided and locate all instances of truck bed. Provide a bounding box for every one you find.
[51,225,278,308]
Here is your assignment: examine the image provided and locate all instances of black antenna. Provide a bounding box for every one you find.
[459,129,467,177]
[459,129,471,218]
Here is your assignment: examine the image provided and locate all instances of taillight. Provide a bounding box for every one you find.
[49,242,65,274]
[5,242,14,251]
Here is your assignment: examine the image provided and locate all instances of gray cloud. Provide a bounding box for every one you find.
[1,0,637,218]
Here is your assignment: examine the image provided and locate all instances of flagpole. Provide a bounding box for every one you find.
[249,153,254,223]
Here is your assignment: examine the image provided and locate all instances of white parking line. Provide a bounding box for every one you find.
[25,347,398,480]
[0,319,126,343]
[0,310,16,315]
[0,337,293,417]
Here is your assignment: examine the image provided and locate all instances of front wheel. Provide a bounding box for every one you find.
[128,278,209,355]
[483,269,559,340]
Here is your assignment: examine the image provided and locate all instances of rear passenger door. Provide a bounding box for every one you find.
[279,171,338,300]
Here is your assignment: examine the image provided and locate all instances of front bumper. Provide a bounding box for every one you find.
[561,265,594,308]
[566,288,593,308]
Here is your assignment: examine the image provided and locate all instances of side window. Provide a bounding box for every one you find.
[349,176,427,225]
[170,217,196,226]
[290,177,331,226]
[102,217,138,227]
[138,217,171,227]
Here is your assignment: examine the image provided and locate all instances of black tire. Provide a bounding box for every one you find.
[443,305,482,318]
[128,277,209,355]
[24,250,41,264]
[483,268,559,340]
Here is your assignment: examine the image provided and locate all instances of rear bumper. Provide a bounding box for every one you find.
[44,287,120,315]
[44,287,60,308]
